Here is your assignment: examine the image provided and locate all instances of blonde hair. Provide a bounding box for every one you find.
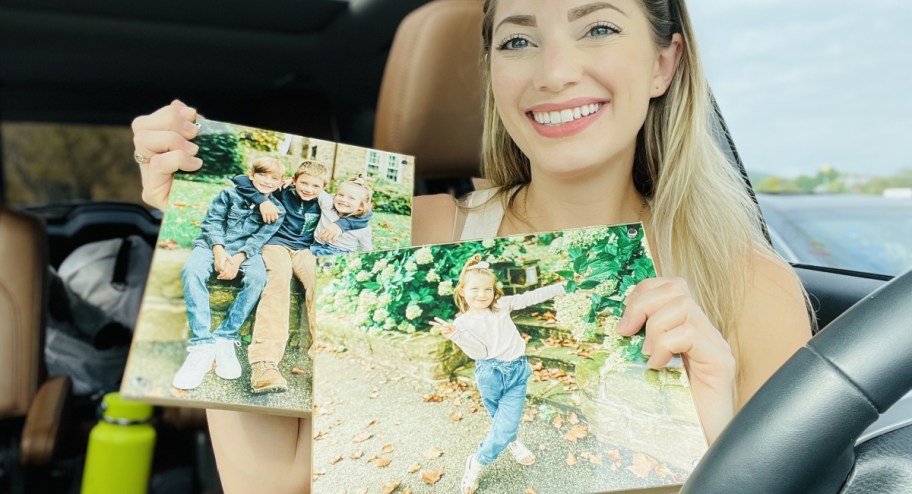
[453,254,504,314]
[337,174,374,218]
[479,0,810,365]
[293,160,329,185]
[249,157,284,177]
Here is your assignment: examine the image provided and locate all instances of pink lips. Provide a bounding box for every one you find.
[526,98,607,138]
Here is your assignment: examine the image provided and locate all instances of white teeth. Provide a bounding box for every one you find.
[532,103,602,125]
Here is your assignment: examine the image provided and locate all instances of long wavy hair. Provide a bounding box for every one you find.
[478,0,808,366]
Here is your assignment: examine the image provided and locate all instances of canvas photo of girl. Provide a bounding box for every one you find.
[312,224,707,493]
[122,118,414,416]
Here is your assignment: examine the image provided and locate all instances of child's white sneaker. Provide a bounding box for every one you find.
[214,338,242,380]
[172,344,215,390]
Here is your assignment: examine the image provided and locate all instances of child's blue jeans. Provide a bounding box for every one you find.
[473,356,532,465]
[310,243,350,257]
[181,246,268,346]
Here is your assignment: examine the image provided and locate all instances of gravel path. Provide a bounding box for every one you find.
[312,348,684,493]
[122,340,312,415]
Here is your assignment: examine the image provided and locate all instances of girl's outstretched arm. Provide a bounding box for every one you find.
[207,410,311,494]
[500,282,567,312]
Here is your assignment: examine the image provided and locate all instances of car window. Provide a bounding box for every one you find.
[689,0,912,277]
[1,122,144,208]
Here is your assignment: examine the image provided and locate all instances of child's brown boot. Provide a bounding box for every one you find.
[251,361,288,394]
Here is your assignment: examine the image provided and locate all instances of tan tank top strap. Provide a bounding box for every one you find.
[457,187,506,241]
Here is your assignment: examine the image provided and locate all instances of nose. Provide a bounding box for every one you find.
[532,40,582,93]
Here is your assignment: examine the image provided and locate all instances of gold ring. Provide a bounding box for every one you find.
[134,151,151,165]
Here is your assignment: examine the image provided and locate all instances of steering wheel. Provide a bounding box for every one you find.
[681,269,912,493]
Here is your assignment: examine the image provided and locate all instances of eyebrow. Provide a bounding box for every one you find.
[568,2,628,21]
[494,14,536,33]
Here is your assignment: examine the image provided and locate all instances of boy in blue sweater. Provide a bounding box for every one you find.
[173,157,285,390]
[233,160,371,393]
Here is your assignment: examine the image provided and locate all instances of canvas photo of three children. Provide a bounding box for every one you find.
[312,226,706,494]
[121,118,414,415]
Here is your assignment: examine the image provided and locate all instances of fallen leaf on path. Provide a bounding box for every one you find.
[367,418,379,428]
[568,412,580,424]
[522,408,538,422]
[525,488,539,494]
[407,463,421,473]
[422,394,443,403]
[329,455,343,465]
[369,387,380,399]
[372,457,392,468]
[291,367,306,375]
[581,452,603,465]
[552,416,564,428]
[449,412,463,422]
[566,452,578,466]
[350,450,364,460]
[381,481,401,494]
[313,431,327,441]
[169,388,188,398]
[352,432,372,443]
[627,453,660,479]
[381,444,395,454]
[423,447,444,460]
[421,468,444,484]
[563,424,589,443]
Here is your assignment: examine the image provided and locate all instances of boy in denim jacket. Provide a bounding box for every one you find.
[172,157,286,390]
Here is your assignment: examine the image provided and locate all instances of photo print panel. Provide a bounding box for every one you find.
[312,224,707,493]
[123,117,414,416]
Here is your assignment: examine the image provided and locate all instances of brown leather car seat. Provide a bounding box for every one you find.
[0,207,71,469]
[374,0,485,188]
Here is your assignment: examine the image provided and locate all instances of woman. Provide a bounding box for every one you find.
[131,0,811,492]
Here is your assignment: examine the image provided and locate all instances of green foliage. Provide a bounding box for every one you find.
[238,128,284,153]
[317,237,528,334]
[185,120,245,181]
[369,178,412,215]
[550,225,656,361]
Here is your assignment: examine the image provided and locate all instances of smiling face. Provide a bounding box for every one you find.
[488,0,680,179]
[333,182,368,215]
[462,271,497,312]
[250,170,284,195]
[293,173,326,201]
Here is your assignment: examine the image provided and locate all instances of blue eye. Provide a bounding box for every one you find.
[587,22,620,38]
[497,34,532,51]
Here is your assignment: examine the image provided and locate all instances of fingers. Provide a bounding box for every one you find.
[617,277,692,336]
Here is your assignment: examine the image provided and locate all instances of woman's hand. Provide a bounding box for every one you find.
[430,317,456,337]
[617,277,736,444]
[131,100,203,211]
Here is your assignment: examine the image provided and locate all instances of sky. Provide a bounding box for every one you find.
[686,0,912,178]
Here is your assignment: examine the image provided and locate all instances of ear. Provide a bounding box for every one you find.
[650,33,684,98]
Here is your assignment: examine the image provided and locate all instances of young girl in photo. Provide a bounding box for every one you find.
[310,174,374,256]
[432,254,568,494]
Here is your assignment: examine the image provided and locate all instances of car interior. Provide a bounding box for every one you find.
[1,0,910,493]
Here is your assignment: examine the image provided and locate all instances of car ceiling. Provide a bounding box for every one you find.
[0,0,432,144]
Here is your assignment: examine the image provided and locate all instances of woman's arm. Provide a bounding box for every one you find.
[412,194,458,245]
[206,410,311,494]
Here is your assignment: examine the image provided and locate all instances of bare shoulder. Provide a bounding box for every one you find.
[735,246,813,404]
[412,194,458,246]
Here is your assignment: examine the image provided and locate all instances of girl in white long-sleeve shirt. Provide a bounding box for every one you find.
[432,255,567,494]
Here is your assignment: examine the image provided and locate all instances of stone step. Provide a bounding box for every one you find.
[513,314,575,341]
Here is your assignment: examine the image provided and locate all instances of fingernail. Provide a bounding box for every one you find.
[616,318,628,334]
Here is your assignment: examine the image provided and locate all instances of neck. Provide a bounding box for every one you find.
[501,162,646,235]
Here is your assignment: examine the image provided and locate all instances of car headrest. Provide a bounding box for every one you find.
[374,0,485,181]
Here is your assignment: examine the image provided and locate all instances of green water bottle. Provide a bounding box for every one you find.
[81,393,156,494]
